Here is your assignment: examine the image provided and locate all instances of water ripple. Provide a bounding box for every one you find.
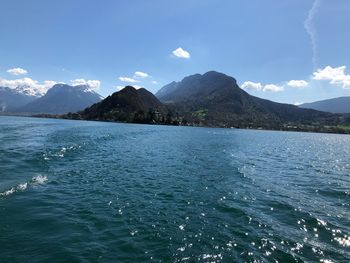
[0,117,349,262]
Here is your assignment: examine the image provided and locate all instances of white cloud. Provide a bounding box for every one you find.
[263,84,284,92]
[7,67,28,75]
[287,80,308,88]
[241,81,262,91]
[172,47,190,59]
[313,65,350,88]
[134,71,148,78]
[294,102,303,106]
[119,77,139,83]
[70,79,101,91]
[304,0,321,69]
[313,66,345,80]
[241,81,284,92]
[42,80,57,88]
[151,80,158,85]
[0,77,55,96]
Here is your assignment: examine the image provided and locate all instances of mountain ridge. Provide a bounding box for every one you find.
[155,71,345,129]
[0,86,37,112]
[70,86,170,124]
[63,71,350,134]
[300,96,350,114]
[16,84,102,114]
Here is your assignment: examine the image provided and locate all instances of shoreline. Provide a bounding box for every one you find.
[2,113,350,136]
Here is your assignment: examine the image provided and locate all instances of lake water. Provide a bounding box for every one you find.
[0,116,349,262]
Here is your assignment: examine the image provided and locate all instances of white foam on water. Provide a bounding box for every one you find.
[31,175,48,184]
[0,187,16,196]
[0,182,28,197]
[0,175,47,198]
[43,145,81,160]
[18,182,28,190]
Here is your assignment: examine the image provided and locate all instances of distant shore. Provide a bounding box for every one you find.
[2,113,350,135]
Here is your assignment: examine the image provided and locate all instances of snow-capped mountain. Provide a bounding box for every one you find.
[13,85,47,97]
[0,86,37,112]
[16,84,103,114]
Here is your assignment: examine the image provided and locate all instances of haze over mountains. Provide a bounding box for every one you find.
[0,84,102,114]
[300,97,350,114]
[18,84,102,114]
[0,87,37,112]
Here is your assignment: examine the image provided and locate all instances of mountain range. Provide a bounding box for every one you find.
[67,71,350,133]
[0,84,102,114]
[0,87,37,112]
[2,71,350,133]
[300,97,350,114]
[18,84,102,114]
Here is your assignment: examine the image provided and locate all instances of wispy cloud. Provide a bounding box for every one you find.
[287,80,308,88]
[119,77,139,83]
[241,81,262,91]
[7,67,28,75]
[172,47,190,59]
[304,0,321,69]
[134,71,149,78]
[70,79,101,90]
[242,81,283,92]
[263,84,284,92]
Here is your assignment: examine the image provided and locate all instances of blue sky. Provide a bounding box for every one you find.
[0,0,349,104]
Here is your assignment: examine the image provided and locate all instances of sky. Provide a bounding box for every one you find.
[0,0,350,104]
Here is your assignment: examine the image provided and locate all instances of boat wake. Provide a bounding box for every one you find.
[0,175,48,198]
[43,145,81,160]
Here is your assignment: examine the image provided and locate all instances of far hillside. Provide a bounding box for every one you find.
[300,97,350,114]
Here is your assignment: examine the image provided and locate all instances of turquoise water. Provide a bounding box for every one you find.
[0,116,349,262]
